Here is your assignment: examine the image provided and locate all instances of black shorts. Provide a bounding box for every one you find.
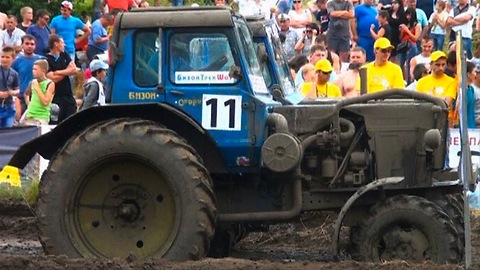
[327,36,350,53]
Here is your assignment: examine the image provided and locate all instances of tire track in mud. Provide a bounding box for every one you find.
[0,202,479,269]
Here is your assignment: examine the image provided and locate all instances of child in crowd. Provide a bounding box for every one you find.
[79,59,108,110]
[428,0,448,51]
[23,59,55,125]
[370,10,392,42]
[0,46,20,128]
[139,0,150,7]
[298,63,316,90]
[406,63,429,90]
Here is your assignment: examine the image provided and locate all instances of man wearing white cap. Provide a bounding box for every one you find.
[79,59,108,110]
[277,13,300,60]
[50,1,91,61]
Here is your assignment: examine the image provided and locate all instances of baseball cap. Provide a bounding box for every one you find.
[374,37,394,50]
[90,59,109,72]
[61,1,73,10]
[278,13,290,21]
[315,59,333,73]
[430,51,447,62]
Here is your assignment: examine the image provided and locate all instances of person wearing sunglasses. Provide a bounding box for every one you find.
[277,13,300,60]
[294,22,319,56]
[288,0,313,36]
[26,9,51,56]
[415,51,456,107]
[356,37,404,93]
[301,59,341,98]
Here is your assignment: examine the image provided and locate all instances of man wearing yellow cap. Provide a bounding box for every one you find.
[356,37,405,93]
[415,51,456,106]
[301,59,342,98]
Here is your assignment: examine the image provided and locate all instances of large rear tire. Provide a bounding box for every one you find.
[36,118,216,261]
[434,194,465,258]
[350,195,460,263]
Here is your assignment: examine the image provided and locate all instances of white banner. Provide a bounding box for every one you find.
[447,128,480,168]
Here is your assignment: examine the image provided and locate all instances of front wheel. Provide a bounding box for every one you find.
[36,118,216,261]
[350,195,460,263]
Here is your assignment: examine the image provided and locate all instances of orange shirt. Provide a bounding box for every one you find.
[106,0,134,11]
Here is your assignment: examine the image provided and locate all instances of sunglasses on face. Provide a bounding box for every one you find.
[293,1,302,3]
[43,16,50,20]
[378,48,392,53]
[317,70,331,75]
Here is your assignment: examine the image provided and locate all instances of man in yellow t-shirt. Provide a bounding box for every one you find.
[415,51,456,106]
[301,59,342,98]
[356,38,405,93]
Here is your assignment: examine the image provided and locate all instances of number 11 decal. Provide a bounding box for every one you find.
[202,95,242,131]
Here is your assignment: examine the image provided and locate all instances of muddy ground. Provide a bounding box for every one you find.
[0,199,479,270]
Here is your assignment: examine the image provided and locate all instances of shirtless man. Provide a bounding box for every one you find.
[333,47,366,96]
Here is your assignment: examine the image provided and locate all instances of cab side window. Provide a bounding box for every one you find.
[134,31,160,86]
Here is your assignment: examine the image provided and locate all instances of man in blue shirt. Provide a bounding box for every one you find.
[50,1,91,61]
[351,0,378,62]
[277,0,293,15]
[26,10,51,56]
[12,34,43,116]
[87,13,113,62]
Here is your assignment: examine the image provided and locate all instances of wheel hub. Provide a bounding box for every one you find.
[118,201,140,222]
[380,225,430,261]
[71,158,177,258]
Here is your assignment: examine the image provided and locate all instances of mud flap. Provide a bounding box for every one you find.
[331,177,404,258]
[0,165,21,187]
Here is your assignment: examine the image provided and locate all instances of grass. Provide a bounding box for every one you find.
[0,179,40,206]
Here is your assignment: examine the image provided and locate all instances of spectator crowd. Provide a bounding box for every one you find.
[268,0,480,128]
[0,0,479,129]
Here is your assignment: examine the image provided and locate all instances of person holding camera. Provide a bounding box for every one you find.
[295,23,319,56]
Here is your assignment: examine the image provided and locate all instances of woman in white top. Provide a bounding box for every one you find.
[288,0,313,36]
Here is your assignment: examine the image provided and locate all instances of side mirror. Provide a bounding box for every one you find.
[229,65,242,81]
[256,44,269,64]
[272,84,291,105]
[108,41,121,65]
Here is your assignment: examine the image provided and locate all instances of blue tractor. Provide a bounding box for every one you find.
[1,7,473,264]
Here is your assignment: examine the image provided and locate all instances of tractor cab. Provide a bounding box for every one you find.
[245,15,302,104]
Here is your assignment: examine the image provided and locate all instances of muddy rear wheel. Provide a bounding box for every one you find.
[350,195,460,263]
[36,118,216,260]
[434,194,465,258]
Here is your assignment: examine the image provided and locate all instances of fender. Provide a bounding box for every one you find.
[8,103,226,173]
[331,177,404,258]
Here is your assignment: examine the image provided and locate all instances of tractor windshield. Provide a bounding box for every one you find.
[234,20,270,95]
[264,23,296,96]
